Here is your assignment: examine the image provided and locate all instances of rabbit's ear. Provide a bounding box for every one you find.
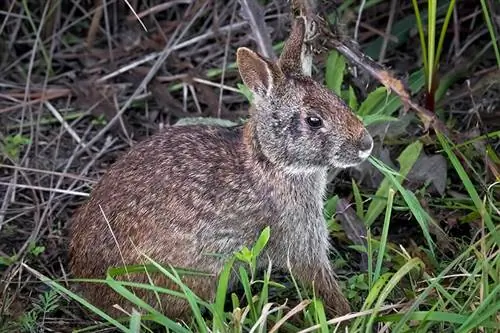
[279,17,306,75]
[237,47,284,97]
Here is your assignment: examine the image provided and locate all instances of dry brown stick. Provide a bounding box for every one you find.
[238,0,276,60]
[86,0,104,48]
[0,89,71,114]
[126,0,193,20]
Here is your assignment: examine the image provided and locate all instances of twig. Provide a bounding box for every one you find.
[217,1,238,117]
[44,101,85,148]
[238,0,276,60]
[0,164,96,183]
[378,0,398,63]
[0,182,90,197]
[0,178,15,231]
[127,0,193,21]
[96,22,247,83]
[86,0,104,47]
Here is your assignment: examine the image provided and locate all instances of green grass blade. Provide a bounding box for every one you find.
[378,311,498,329]
[373,188,395,283]
[391,229,497,331]
[479,0,500,67]
[105,272,194,332]
[365,258,424,332]
[411,0,428,83]
[457,283,500,333]
[434,0,457,68]
[427,0,437,91]
[238,266,257,321]
[129,311,141,332]
[351,272,392,331]
[352,179,365,219]
[150,261,208,333]
[312,299,329,333]
[369,157,437,258]
[213,257,236,330]
[436,131,499,244]
[257,263,271,313]
[20,267,130,332]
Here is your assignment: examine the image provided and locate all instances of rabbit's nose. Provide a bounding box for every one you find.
[358,130,373,159]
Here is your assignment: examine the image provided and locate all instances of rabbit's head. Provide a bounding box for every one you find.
[237,17,373,172]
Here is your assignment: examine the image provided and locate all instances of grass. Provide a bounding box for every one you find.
[1,0,499,332]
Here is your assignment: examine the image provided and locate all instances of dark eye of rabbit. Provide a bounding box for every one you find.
[306,116,323,129]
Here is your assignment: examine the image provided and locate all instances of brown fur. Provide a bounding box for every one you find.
[68,17,373,320]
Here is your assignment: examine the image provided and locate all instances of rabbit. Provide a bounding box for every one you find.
[68,16,373,321]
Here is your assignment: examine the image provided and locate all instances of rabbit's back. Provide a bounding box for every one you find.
[69,125,278,277]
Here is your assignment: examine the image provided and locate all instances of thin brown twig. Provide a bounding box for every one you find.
[378,0,398,63]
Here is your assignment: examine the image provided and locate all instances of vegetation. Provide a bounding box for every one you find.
[0,0,498,332]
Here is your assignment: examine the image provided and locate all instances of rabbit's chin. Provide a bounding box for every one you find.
[282,164,328,175]
[330,158,370,169]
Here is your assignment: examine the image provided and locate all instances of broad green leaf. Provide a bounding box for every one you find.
[362,114,398,126]
[358,86,388,117]
[365,140,423,226]
[348,85,359,111]
[237,83,254,103]
[325,50,346,95]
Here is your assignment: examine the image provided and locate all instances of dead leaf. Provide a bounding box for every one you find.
[336,198,368,271]
[407,152,448,196]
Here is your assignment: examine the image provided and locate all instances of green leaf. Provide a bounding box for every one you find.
[348,86,359,111]
[365,140,423,226]
[325,50,346,95]
[357,86,388,117]
[0,255,15,266]
[362,114,398,126]
[252,226,270,259]
[237,83,254,102]
[352,179,364,219]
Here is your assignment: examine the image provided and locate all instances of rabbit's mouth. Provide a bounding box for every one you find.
[331,158,369,169]
[331,145,373,168]
[332,130,373,168]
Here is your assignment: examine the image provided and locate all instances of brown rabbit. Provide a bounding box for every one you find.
[68,17,373,320]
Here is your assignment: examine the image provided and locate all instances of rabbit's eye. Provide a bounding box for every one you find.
[306,116,323,129]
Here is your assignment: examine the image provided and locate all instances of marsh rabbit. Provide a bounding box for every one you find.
[68,17,373,320]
